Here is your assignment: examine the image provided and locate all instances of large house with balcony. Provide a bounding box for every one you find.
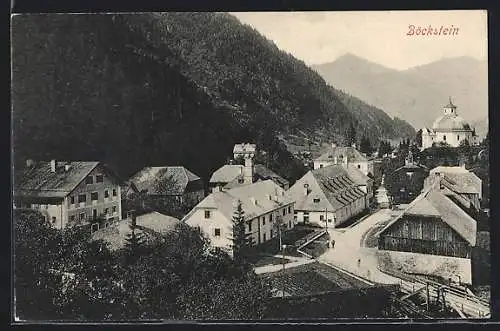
[182,180,295,255]
[13,160,123,230]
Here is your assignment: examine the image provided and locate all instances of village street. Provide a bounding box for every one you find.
[318,208,401,285]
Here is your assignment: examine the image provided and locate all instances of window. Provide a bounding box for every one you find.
[112,189,117,197]
[289,220,292,228]
[214,228,221,237]
[96,175,104,183]
[85,176,93,184]
[52,217,56,224]
[304,212,309,223]
[79,212,85,220]
[70,196,75,204]
[70,215,75,222]
[269,214,273,222]
[319,164,323,168]
[78,194,86,203]
[313,198,320,203]
[443,135,447,141]
[112,206,117,213]
[248,221,252,232]
[104,208,109,215]
[262,217,265,226]
[320,215,324,221]
[288,206,291,214]
[204,210,211,219]
[91,192,98,201]
[283,209,286,216]
[358,165,361,169]
[238,178,244,184]
[104,190,109,198]
[457,135,460,141]
[263,233,267,241]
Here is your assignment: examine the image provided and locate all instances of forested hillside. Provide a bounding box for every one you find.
[12,13,414,184]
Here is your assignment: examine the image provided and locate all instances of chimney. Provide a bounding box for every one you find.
[26,159,34,168]
[304,183,309,196]
[243,154,254,184]
[64,163,71,171]
[50,159,57,173]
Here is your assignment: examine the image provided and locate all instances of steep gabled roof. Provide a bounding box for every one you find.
[130,166,201,196]
[14,161,104,198]
[378,187,477,245]
[286,165,367,213]
[209,163,289,188]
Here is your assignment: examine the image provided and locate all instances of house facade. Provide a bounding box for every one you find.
[183,180,295,255]
[388,151,429,204]
[287,165,369,229]
[313,144,374,177]
[129,166,205,209]
[421,98,479,150]
[14,160,123,230]
[377,187,477,284]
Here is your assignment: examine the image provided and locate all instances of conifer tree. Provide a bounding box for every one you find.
[231,200,252,269]
[124,211,145,265]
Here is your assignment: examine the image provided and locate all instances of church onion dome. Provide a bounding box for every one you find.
[432,115,471,132]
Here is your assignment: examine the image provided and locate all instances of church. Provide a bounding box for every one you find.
[421,98,479,150]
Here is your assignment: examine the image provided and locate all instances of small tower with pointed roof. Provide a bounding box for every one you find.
[443,96,457,116]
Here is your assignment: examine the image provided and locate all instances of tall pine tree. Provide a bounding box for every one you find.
[124,211,145,265]
[231,200,252,269]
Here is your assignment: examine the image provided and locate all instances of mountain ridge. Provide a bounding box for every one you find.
[312,54,488,130]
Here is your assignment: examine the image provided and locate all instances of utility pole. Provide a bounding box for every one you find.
[282,244,287,299]
[426,282,430,312]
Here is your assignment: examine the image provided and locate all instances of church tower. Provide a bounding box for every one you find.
[443,96,457,116]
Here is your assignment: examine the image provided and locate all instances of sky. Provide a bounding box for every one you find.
[231,10,487,70]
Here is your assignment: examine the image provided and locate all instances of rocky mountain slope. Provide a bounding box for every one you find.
[12,13,414,183]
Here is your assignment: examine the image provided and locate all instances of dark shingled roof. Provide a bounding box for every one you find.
[14,161,101,198]
[130,166,201,196]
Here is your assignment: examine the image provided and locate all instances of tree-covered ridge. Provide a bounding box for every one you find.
[12,13,413,185]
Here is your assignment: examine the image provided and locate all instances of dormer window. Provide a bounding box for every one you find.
[204,210,211,219]
[85,176,93,185]
[313,198,320,203]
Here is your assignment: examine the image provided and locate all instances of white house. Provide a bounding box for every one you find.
[14,160,123,231]
[421,98,479,150]
[286,165,370,229]
[182,180,295,255]
[313,144,374,177]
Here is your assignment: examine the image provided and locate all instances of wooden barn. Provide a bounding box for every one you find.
[377,187,477,284]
